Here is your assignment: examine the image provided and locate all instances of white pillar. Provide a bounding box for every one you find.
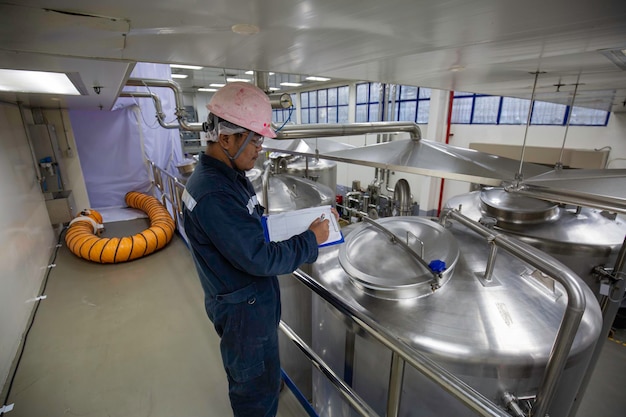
[419,89,451,215]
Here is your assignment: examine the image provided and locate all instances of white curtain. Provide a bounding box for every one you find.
[69,62,184,209]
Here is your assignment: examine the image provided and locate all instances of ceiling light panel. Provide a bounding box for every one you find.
[305,76,331,81]
[170,64,203,70]
[0,69,82,95]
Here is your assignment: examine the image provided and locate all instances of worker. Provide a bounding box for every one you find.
[181,82,332,417]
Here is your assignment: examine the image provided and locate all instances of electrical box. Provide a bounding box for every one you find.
[45,190,75,225]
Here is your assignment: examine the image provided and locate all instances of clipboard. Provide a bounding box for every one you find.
[262,205,344,248]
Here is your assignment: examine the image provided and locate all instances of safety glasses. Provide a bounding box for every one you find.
[239,130,264,147]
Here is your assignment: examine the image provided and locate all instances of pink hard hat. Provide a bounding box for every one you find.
[206,82,276,138]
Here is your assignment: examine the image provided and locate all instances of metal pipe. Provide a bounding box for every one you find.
[344,329,356,386]
[124,78,206,132]
[483,239,498,282]
[394,178,412,216]
[262,162,271,212]
[557,77,580,168]
[119,91,179,129]
[291,269,511,417]
[517,71,543,180]
[502,392,526,417]
[387,352,406,417]
[336,203,369,219]
[444,209,587,417]
[278,321,380,417]
[254,71,270,93]
[274,121,422,140]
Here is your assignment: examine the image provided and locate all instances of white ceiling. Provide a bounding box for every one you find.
[1,0,625,113]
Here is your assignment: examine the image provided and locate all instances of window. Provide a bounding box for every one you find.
[451,92,473,124]
[568,106,610,126]
[300,86,349,124]
[531,101,567,125]
[472,96,500,124]
[499,97,531,125]
[395,85,431,124]
[450,92,609,126]
[355,82,383,122]
[356,82,431,123]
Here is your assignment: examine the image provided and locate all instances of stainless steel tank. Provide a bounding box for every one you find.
[282,154,338,196]
[445,189,626,298]
[247,168,334,213]
[246,167,334,398]
[310,216,602,417]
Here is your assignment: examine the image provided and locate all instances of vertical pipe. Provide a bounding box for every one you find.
[436,91,455,217]
[254,71,270,93]
[557,76,580,168]
[344,329,356,386]
[483,241,498,282]
[386,352,406,417]
[517,71,542,180]
[262,163,271,213]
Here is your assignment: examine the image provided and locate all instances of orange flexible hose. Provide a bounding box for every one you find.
[65,192,176,263]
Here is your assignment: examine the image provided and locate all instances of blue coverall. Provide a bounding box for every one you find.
[182,153,318,417]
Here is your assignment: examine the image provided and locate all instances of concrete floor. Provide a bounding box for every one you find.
[1,217,625,417]
[1,218,306,417]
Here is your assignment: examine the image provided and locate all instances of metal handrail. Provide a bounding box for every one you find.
[148,161,185,227]
[278,321,380,417]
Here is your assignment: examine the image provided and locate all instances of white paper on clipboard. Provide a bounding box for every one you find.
[262,205,344,247]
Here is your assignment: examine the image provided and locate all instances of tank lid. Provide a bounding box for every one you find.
[338,217,459,299]
[480,188,559,225]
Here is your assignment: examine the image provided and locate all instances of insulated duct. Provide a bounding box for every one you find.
[65,192,175,263]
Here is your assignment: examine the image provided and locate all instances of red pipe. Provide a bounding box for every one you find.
[436,91,455,217]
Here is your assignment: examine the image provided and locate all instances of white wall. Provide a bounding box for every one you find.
[0,103,56,390]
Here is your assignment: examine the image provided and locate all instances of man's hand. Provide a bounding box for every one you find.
[308,216,330,245]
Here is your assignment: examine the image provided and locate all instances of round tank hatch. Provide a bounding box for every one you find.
[338,217,459,299]
[479,188,560,225]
